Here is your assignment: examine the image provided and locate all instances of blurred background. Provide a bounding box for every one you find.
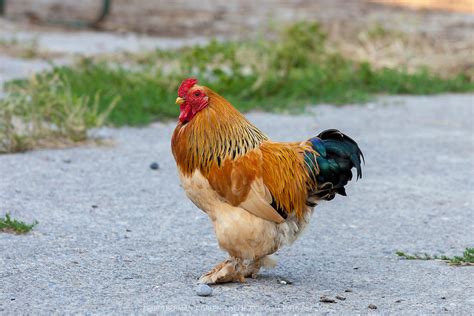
[0,0,473,152]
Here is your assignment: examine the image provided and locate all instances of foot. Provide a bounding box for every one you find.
[198,258,244,284]
[198,257,268,284]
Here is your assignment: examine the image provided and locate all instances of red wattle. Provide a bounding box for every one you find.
[179,102,193,123]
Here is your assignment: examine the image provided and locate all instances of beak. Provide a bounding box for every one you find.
[175,97,185,105]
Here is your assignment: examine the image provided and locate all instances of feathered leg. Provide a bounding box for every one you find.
[198,258,244,284]
[198,256,276,284]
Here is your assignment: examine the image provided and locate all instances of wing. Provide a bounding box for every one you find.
[240,177,286,223]
[207,141,312,223]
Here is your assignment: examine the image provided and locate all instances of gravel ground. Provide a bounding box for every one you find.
[1,94,473,314]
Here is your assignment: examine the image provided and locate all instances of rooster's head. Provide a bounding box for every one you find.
[176,78,209,123]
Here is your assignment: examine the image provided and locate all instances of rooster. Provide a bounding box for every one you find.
[172,78,364,284]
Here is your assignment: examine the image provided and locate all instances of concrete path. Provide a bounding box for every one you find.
[1,94,473,314]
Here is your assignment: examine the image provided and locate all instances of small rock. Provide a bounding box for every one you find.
[395,299,402,303]
[91,205,98,209]
[335,295,346,301]
[196,284,212,297]
[344,289,353,293]
[277,278,292,285]
[441,296,446,300]
[150,162,160,170]
[368,304,377,310]
[320,296,336,303]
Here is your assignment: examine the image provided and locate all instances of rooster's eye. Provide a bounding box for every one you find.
[194,91,201,97]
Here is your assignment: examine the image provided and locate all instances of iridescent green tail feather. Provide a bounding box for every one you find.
[305,129,364,202]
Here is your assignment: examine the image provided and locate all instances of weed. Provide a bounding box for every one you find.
[396,248,474,266]
[0,213,37,234]
[448,248,474,266]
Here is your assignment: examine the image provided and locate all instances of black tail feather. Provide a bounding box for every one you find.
[305,129,364,201]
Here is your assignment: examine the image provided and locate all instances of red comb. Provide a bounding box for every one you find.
[178,78,198,97]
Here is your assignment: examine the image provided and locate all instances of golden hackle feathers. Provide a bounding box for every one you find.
[171,87,267,176]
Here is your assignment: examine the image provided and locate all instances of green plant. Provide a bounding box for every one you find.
[0,213,37,234]
[396,248,474,266]
[448,248,474,266]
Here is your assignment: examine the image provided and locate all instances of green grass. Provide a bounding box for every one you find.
[396,248,474,266]
[1,21,473,151]
[0,213,37,234]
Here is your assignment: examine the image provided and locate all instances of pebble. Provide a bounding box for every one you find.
[319,296,336,303]
[368,304,377,310]
[277,278,292,285]
[196,284,212,297]
[149,162,160,170]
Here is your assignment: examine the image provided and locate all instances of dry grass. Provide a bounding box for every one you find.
[326,22,474,79]
[0,74,117,153]
[0,37,60,60]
